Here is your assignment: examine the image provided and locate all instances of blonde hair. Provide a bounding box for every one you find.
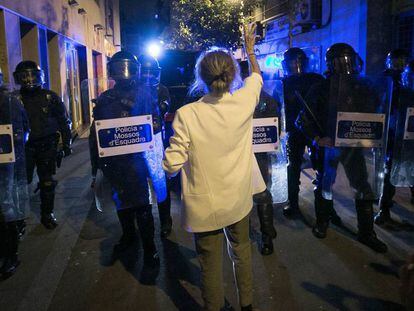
[190,48,242,97]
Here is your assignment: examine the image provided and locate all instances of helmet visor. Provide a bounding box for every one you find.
[386,57,408,72]
[282,59,308,76]
[329,56,359,75]
[15,69,44,88]
[140,68,161,86]
[108,60,139,80]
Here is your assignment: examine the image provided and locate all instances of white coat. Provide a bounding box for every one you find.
[162,73,266,232]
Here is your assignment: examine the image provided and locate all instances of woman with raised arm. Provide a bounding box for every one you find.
[163,24,263,311]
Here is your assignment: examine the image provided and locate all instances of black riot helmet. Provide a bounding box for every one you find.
[138,54,161,86]
[356,54,364,74]
[282,47,309,76]
[13,60,45,89]
[107,51,140,82]
[325,43,359,75]
[401,60,414,89]
[385,49,410,74]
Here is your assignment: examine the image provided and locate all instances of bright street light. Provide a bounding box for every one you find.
[147,42,162,59]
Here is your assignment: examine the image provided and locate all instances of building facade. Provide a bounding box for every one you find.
[0,0,121,134]
[250,0,394,78]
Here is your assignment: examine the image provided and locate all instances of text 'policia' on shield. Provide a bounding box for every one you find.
[95,115,154,158]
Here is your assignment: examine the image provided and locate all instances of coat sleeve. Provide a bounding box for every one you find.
[162,109,190,176]
[233,72,263,111]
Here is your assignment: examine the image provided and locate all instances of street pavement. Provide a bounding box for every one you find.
[0,138,412,311]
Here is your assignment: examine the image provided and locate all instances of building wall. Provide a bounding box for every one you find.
[0,0,120,133]
[256,0,393,75]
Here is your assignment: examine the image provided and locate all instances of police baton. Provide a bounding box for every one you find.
[294,90,324,134]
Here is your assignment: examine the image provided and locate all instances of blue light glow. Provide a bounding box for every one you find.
[147,42,162,58]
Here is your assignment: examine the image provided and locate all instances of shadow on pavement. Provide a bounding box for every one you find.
[301,282,404,311]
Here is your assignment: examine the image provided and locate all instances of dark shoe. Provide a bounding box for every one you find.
[283,204,300,218]
[313,189,331,239]
[356,200,387,253]
[220,300,235,311]
[330,212,342,226]
[260,234,274,256]
[41,213,58,229]
[357,232,388,253]
[241,305,253,311]
[17,220,26,240]
[312,219,328,239]
[374,209,392,225]
[0,256,20,279]
[158,195,173,238]
[160,217,172,238]
[143,251,160,268]
[113,233,136,253]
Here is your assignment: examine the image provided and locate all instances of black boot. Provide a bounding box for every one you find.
[136,205,159,267]
[356,200,388,253]
[328,203,342,226]
[16,220,26,240]
[241,305,253,311]
[312,190,331,239]
[375,172,395,225]
[114,209,137,252]
[256,202,277,256]
[374,203,392,226]
[40,181,58,229]
[1,222,20,279]
[283,200,300,218]
[158,194,172,238]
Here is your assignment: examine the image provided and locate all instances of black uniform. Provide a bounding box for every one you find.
[89,81,161,265]
[296,43,387,253]
[155,83,173,237]
[282,73,324,213]
[138,54,173,238]
[253,90,278,255]
[375,49,413,225]
[0,85,29,278]
[18,87,71,227]
[13,60,71,229]
[298,75,388,253]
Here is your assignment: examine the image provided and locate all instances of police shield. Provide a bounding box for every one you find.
[321,75,391,201]
[85,78,167,211]
[390,87,414,186]
[0,90,29,223]
[252,80,288,204]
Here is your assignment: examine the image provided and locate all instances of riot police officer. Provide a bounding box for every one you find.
[280,48,336,220]
[0,66,30,278]
[374,49,411,225]
[89,51,162,266]
[240,61,277,255]
[138,54,173,238]
[13,61,72,229]
[298,43,388,253]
